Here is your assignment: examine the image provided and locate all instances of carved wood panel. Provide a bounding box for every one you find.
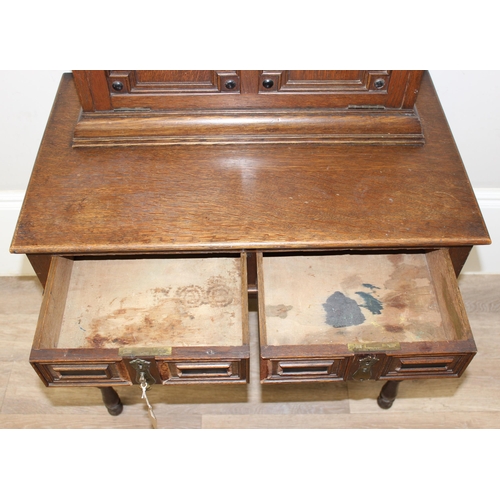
[107,70,241,95]
[32,360,131,386]
[73,70,423,111]
[71,70,425,145]
[258,70,391,93]
[381,353,474,379]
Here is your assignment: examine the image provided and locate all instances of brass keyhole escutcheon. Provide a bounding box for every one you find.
[351,355,379,382]
[129,358,156,387]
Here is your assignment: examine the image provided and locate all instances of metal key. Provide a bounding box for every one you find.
[140,372,158,429]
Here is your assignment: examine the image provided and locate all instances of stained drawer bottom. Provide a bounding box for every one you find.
[257,249,477,383]
[31,254,250,386]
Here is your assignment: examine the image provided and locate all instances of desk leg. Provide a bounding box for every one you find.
[377,381,400,409]
[100,387,123,416]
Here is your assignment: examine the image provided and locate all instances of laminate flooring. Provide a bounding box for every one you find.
[0,274,499,429]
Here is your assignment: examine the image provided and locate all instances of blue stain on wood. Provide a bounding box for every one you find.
[355,291,383,315]
[323,292,366,328]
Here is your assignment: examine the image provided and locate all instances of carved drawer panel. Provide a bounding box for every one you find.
[108,70,241,96]
[31,254,250,386]
[262,358,349,382]
[33,360,130,386]
[258,70,391,94]
[31,341,133,387]
[380,353,474,379]
[158,359,248,384]
[257,249,476,383]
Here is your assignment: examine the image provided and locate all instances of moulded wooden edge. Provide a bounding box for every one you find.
[30,348,123,363]
[72,109,424,147]
[260,339,477,360]
[30,345,251,362]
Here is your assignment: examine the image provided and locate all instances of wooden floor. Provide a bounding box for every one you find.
[1,274,499,429]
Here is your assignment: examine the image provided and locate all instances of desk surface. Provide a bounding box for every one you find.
[11,72,490,255]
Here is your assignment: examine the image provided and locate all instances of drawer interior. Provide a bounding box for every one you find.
[258,249,471,348]
[36,254,248,351]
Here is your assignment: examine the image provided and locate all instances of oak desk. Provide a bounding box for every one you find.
[11,71,490,417]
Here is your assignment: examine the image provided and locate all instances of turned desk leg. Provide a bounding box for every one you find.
[100,387,123,416]
[377,381,401,409]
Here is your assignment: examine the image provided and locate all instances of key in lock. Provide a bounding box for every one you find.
[129,358,156,387]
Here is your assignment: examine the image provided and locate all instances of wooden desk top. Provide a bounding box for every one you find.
[11,72,490,255]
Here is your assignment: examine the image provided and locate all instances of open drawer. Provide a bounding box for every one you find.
[31,254,249,386]
[257,249,476,383]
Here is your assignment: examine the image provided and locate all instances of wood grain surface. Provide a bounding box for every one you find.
[56,256,244,349]
[261,251,448,346]
[10,72,490,255]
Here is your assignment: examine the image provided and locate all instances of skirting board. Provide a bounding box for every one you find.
[1,189,499,276]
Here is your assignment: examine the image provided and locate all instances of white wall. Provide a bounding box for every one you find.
[0,71,67,190]
[430,71,500,273]
[430,71,500,188]
[0,71,67,276]
[1,71,499,275]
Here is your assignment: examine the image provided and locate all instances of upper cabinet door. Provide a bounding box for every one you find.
[257,71,422,108]
[73,70,423,111]
[124,71,241,93]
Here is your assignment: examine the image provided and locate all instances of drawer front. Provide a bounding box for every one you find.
[258,249,477,383]
[158,359,248,384]
[262,358,349,382]
[31,253,250,387]
[32,361,131,387]
[381,353,475,379]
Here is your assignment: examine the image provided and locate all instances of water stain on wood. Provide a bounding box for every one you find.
[206,277,233,307]
[84,302,185,348]
[362,283,380,290]
[355,291,383,315]
[266,304,293,319]
[58,258,243,349]
[176,285,204,307]
[323,291,366,328]
[153,287,171,297]
[388,254,404,266]
[384,293,408,310]
[175,277,233,308]
[262,253,448,347]
[384,324,404,333]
